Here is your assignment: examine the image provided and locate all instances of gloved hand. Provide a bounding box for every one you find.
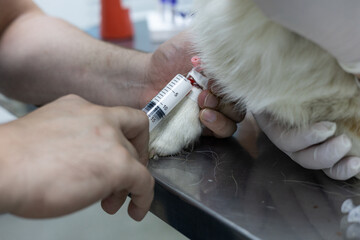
[254,112,360,180]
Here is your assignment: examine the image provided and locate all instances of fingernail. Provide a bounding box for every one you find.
[341,134,352,149]
[130,207,146,222]
[313,122,336,141]
[317,122,336,132]
[201,109,217,123]
[204,93,218,108]
[350,159,360,170]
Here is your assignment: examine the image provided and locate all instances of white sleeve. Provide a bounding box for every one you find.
[253,0,360,74]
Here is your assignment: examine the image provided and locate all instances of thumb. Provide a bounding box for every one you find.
[110,107,149,165]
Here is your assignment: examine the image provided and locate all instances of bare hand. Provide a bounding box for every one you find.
[0,95,154,220]
[198,89,245,137]
[255,112,360,180]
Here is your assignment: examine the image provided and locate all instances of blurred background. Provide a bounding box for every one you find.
[0,0,194,239]
[33,0,194,39]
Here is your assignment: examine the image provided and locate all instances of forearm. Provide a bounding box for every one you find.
[0,11,151,108]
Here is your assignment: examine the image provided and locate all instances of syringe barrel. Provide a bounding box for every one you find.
[143,74,192,131]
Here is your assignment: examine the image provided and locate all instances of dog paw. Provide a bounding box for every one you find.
[149,93,203,157]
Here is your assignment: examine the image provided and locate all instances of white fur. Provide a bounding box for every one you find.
[150,0,360,166]
[149,88,203,157]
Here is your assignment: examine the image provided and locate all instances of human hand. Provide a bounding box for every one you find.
[142,31,193,107]
[0,95,154,220]
[198,88,245,137]
[144,32,245,137]
[254,112,360,180]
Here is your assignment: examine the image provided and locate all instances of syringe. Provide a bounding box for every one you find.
[143,56,209,132]
[143,74,192,131]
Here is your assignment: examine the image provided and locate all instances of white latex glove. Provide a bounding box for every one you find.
[254,112,360,180]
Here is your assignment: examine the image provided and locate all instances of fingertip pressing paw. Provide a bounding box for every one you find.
[198,89,219,109]
[200,109,237,138]
[198,90,245,138]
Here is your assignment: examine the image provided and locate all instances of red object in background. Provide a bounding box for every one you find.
[101,0,133,40]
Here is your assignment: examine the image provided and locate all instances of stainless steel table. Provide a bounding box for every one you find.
[148,117,360,240]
